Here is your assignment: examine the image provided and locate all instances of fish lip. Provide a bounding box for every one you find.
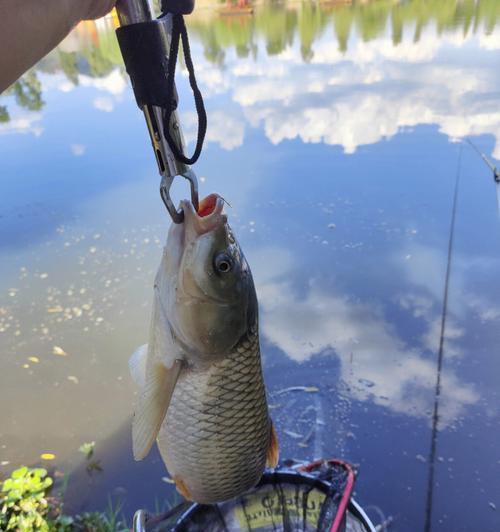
[181,194,226,235]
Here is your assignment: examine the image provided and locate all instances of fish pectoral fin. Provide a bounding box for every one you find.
[132,359,183,461]
[266,420,279,468]
[129,344,148,388]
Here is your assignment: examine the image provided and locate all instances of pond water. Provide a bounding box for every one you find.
[1,0,500,530]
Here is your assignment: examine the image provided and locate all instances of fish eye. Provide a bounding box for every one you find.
[214,253,233,274]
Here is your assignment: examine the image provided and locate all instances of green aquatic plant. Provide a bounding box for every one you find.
[0,466,127,531]
[64,497,127,532]
[0,466,53,531]
[79,441,96,460]
[79,441,104,475]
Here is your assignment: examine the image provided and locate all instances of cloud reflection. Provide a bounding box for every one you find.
[398,243,500,322]
[254,245,479,427]
[182,109,245,150]
[79,69,127,96]
[70,143,86,156]
[93,96,114,113]
[0,111,43,137]
[191,23,500,158]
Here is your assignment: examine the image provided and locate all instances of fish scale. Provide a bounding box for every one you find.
[157,328,270,503]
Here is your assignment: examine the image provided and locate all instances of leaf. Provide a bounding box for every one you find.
[78,441,95,460]
[11,467,28,479]
[52,346,68,356]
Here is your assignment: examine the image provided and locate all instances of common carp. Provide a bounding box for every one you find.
[129,194,278,504]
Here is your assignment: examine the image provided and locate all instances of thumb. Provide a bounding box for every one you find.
[79,0,117,21]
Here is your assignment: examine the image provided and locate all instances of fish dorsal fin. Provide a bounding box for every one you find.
[132,359,183,461]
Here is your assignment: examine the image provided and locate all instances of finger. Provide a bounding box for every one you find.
[81,0,117,21]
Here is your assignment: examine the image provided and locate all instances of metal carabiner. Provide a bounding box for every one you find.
[145,100,200,223]
[160,169,199,224]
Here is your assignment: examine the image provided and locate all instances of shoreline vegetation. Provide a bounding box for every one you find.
[0,466,128,531]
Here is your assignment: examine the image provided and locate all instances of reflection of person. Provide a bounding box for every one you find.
[0,0,116,92]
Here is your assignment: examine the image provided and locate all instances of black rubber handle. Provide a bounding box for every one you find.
[116,20,174,109]
[161,0,194,15]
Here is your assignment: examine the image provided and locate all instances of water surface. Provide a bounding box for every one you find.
[1,1,500,530]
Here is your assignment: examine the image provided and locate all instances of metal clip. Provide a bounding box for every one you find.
[160,169,199,223]
[116,0,200,224]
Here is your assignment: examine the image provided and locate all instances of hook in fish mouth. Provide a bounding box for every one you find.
[181,194,227,235]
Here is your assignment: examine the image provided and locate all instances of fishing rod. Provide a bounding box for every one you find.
[465,138,500,215]
[466,138,500,183]
[424,145,462,532]
[115,0,206,223]
[425,141,498,531]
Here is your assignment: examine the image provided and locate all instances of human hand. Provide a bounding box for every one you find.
[76,0,117,21]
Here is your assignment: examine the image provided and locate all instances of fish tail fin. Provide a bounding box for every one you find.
[129,344,148,388]
[132,359,183,461]
[266,420,279,468]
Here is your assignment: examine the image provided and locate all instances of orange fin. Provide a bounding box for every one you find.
[174,475,192,500]
[266,420,279,468]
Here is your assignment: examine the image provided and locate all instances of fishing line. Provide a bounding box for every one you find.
[465,138,500,181]
[466,137,484,159]
[423,143,463,532]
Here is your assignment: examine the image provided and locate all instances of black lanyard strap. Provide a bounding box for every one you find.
[162,13,207,166]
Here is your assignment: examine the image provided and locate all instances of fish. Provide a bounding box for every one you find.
[129,193,278,504]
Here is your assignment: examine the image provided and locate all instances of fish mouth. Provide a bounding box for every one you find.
[181,194,226,235]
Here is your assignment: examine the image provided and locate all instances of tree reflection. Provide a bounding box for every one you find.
[1,71,44,123]
[188,0,500,65]
[298,3,329,62]
[13,72,44,111]
[0,106,9,123]
[59,52,80,85]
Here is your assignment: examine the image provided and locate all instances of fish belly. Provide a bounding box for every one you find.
[157,332,270,503]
